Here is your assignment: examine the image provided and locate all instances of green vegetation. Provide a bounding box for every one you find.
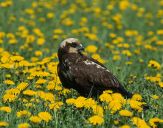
[0,0,162,128]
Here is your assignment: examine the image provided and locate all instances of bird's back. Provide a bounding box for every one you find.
[58,53,132,98]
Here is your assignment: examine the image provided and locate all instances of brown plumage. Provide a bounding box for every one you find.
[57,38,133,98]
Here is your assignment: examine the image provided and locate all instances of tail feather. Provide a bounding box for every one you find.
[119,85,150,110]
[117,86,133,98]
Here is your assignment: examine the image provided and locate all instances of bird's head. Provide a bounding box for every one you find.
[58,38,84,57]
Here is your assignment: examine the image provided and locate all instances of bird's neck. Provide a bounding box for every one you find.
[59,53,83,64]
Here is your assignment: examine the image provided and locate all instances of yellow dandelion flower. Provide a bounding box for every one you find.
[53,29,63,34]
[25,35,35,43]
[36,78,47,84]
[25,8,34,15]
[46,12,55,19]
[112,14,122,24]
[109,33,116,38]
[85,33,99,41]
[93,7,101,15]
[29,116,42,123]
[103,90,113,94]
[17,82,28,91]
[144,44,156,51]
[5,88,20,95]
[30,57,39,62]
[24,103,34,108]
[157,29,163,35]
[53,35,59,39]
[3,80,15,85]
[52,83,62,91]
[23,90,36,96]
[17,110,31,118]
[151,95,160,100]
[0,106,11,113]
[74,96,86,108]
[132,117,150,128]
[149,117,163,128]
[36,91,55,103]
[85,45,98,53]
[0,121,9,127]
[125,30,138,36]
[46,81,58,91]
[8,35,16,42]
[88,115,104,125]
[0,32,5,38]
[99,93,112,103]
[49,102,63,110]
[122,50,132,57]
[30,71,49,77]
[47,62,58,73]
[125,61,133,65]
[18,123,30,128]
[148,60,161,70]
[37,38,45,45]
[38,112,52,122]
[33,28,43,37]
[1,52,10,63]
[80,27,89,33]
[92,105,104,117]
[129,100,144,112]
[114,120,119,125]
[10,55,24,62]
[79,17,87,26]
[131,94,142,101]
[119,110,133,117]
[109,100,122,113]
[35,51,42,56]
[120,125,130,128]
[3,94,17,102]
[92,54,105,64]
[84,98,97,108]
[0,63,14,69]
[18,60,30,67]
[159,82,163,88]
[112,93,125,103]
[62,18,74,26]
[62,88,71,95]
[113,55,121,61]
[145,74,161,83]
[157,40,163,45]
[66,98,76,105]
[22,98,28,103]
[119,1,130,11]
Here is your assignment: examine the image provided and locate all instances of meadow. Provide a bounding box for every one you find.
[0,0,163,128]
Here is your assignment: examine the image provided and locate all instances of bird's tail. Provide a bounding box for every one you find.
[118,85,151,110]
[117,86,133,98]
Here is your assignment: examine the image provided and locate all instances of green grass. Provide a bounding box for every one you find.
[0,0,163,128]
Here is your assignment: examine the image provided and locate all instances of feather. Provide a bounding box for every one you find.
[57,38,133,98]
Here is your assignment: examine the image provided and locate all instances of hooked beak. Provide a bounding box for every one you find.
[77,44,84,52]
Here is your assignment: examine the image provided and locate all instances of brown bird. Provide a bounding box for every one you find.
[57,38,133,98]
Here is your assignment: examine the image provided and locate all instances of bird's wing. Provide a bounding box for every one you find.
[70,58,121,90]
[89,57,107,68]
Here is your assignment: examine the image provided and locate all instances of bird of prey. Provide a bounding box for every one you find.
[57,38,133,98]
